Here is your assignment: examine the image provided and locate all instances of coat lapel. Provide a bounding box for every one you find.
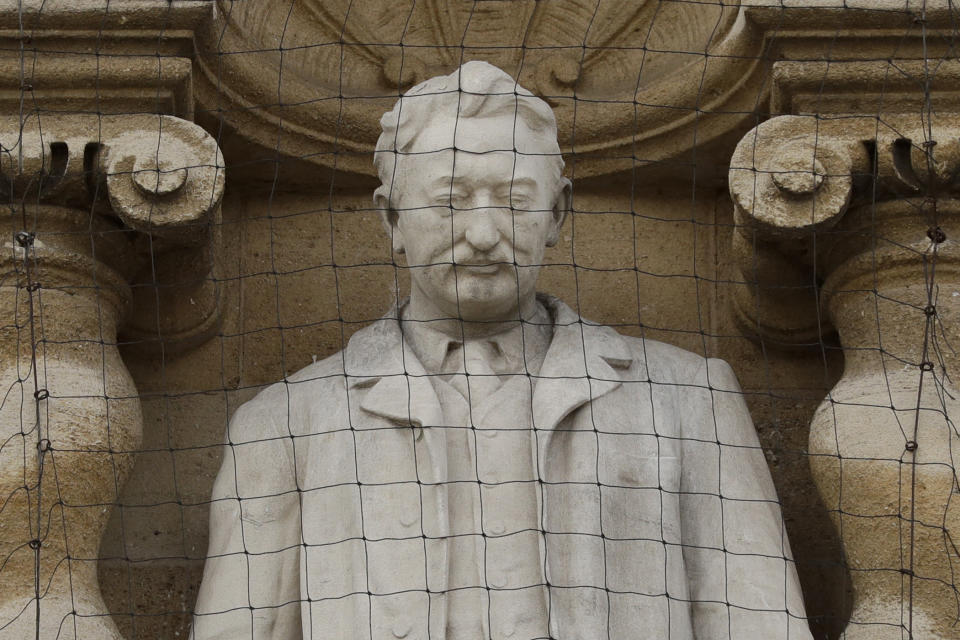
[530,298,640,639]
[345,298,634,434]
[342,307,450,611]
[340,297,638,638]
[532,296,635,433]
[344,311,443,430]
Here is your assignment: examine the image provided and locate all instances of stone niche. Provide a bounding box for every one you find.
[0,1,957,639]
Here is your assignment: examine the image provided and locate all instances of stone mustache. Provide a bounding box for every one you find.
[191,61,813,640]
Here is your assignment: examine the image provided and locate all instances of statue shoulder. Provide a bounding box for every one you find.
[228,351,351,441]
[226,315,405,438]
[616,333,735,387]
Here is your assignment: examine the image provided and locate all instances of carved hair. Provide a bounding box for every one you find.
[374,61,565,200]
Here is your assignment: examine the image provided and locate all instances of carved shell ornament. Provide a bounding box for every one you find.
[196,0,760,178]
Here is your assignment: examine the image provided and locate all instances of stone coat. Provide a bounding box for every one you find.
[191,297,812,640]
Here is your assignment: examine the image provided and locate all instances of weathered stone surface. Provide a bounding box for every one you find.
[0,112,224,639]
[3,1,959,639]
[731,115,960,638]
[191,61,812,640]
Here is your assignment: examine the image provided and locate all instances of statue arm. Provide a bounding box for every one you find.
[191,394,303,640]
[679,357,813,640]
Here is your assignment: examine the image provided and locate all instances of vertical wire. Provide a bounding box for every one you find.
[906,3,935,635]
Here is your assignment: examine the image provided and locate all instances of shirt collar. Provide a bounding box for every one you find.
[399,301,553,376]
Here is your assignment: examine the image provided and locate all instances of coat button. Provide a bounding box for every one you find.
[489,522,505,535]
[489,573,507,588]
[392,622,411,638]
[399,512,418,528]
[480,428,497,438]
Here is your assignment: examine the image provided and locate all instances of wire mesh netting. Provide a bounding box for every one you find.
[0,1,958,639]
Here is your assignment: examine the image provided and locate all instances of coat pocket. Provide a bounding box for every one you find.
[600,446,680,493]
[600,455,682,545]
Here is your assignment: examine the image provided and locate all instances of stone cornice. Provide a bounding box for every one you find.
[0,1,212,119]
[0,1,210,34]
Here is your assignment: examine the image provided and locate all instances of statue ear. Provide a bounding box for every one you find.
[374,185,405,255]
[546,177,572,247]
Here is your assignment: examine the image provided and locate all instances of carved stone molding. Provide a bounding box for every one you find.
[730,115,960,341]
[194,0,756,179]
[0,1,212,120]
[0,113,224,639]
[0,113,226,351]
[729,114,960,638]
[191,0,960,182]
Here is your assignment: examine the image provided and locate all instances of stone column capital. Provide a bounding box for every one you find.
[0,113,225,353]
[1,114,224,238]
[730,115,960,237]
[728,114,960,344]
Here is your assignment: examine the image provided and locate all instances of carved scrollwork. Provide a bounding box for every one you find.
[876,131,960,197]
[382,53,428,90]
[728,115,960,344]
[729,116,868,343]
[194,0,746,179]
[0,115,224,226]
[0,118,92,206]
[0,114,225,353]
[99,115,225,245]
[534,53,582,107]
[729,116,872,238]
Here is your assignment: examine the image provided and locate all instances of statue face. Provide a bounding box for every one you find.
[380,114,569,322]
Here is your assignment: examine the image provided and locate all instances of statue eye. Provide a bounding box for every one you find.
[428,193,456,207]
[510,195,533,210]
[450,193,472,209]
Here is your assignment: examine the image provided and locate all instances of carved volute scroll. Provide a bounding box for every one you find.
[97,116,226,352]
[101,117,224,241]
[0,113,224,640]
[730,115,960,638]
[729,116,873,344]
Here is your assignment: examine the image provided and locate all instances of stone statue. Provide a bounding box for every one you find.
[191,61,813,640]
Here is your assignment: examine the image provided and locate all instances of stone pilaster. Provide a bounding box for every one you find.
[0,114,223,639]
[730,115,960,638]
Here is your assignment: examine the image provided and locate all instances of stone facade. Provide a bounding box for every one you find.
[0,1,956,639]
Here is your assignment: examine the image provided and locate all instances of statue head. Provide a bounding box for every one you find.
[374,61,572,325]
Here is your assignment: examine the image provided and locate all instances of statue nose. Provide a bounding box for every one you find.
[463,210,499,252]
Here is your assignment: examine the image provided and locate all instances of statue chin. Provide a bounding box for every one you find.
[448,287,532,325]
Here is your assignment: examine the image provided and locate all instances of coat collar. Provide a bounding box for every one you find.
[343,295,638,430]
[342,302,442,429]
[533,295,636,430]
